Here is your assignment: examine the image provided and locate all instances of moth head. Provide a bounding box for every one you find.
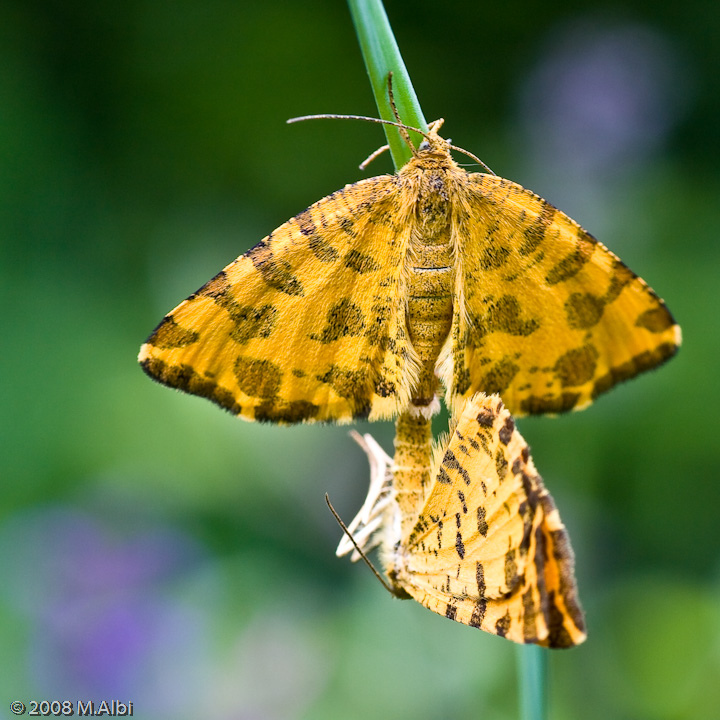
[416,121,451,158]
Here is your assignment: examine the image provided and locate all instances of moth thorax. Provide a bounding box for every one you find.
[415,181,451,232]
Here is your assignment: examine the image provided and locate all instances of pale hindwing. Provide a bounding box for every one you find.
[139,176,420,423]
[400,393,586,647]
[445,174,680,416]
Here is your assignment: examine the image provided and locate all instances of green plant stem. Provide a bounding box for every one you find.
[347,0,428,169]
[517,644,548,720]
[349,4,549,720]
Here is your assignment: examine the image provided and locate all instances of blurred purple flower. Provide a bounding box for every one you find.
[518,18,691,175]
[0,505,209,703]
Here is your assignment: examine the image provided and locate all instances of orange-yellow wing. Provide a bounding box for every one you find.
[444,174,681,416]
[139,176,420,423]
[398,393,586,648]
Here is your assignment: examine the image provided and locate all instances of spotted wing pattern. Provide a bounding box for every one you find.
[139,176,422,423]
[140,124,679,423]
[443,175,680,416]
[390,393,586,647]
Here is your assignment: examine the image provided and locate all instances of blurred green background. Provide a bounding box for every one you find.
[1,1,718,718]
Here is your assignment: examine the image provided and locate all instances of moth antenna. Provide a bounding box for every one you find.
[359,143,390,170]
[386,72,417,157]
[449,144,496,175]
[386,71,401,124]
[287,114,431,142]
[289,108,495,173]
[325,493,395,596]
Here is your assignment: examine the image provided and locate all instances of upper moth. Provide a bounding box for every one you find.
[139,118,680,422]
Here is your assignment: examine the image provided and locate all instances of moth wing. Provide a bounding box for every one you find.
[441,174,681,416]
[139,176,419,423]
[401,393,586,647]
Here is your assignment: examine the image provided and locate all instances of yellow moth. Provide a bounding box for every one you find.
[139,117,680,423]
[337,392,586,648]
